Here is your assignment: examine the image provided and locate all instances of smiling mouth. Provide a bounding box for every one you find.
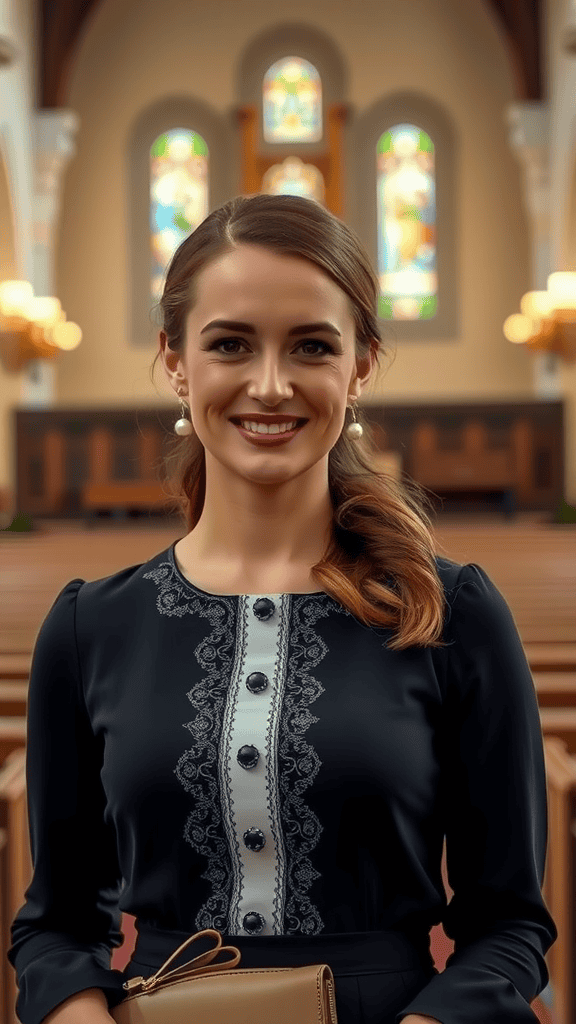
[232,421,305,443]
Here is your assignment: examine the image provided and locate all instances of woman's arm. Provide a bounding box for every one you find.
[7,581,127,1024]
[392,563,557,1024]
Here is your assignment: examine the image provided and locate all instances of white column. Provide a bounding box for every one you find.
[505,101,561,398]
[23,108,80,404]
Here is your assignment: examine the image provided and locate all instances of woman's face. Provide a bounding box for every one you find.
[161,243,373,488]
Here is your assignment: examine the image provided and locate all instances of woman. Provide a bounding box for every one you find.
[8,194,557,1024]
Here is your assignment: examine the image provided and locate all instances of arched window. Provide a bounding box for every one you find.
[356,93,457,339]
[377,124,437,321]
[262,56,322,143]
[150,129,209,305]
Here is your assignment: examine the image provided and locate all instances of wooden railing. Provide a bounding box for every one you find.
[10,399,564,519]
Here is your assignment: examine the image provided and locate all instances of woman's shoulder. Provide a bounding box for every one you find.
[433,556,514,642]
[433,553,468,594]
[73,543,173,613]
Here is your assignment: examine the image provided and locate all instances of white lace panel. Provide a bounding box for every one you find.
[146,559,350,935]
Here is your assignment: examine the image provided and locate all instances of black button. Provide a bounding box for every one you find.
[252,598,275,620]
[237,744,259,769]
[243,827,266,851]
[246,672,269,693]
[243,912,265,934]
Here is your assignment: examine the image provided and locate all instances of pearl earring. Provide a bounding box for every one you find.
[345,401,363,440]
[174,387,193,436]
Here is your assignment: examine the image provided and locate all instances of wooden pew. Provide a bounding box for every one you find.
[523,644,576,672]
[534,674,576,707]
[542,737,576,1024]
[0,683,27,717]
[0,656,30,682]
[0,749,31,1024]
[0,720,26,765]
[540,709,576,754]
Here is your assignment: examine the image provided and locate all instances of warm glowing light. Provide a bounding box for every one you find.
[51,321,82,350]
[503,314,535,343]
[0,280,34,316]
[25,297,62,327]
[520,291,555,319]
[547,271,576,307]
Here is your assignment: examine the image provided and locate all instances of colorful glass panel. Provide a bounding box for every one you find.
[150,129,209,305]
[376,125,437,320]
[263,57,322,143]
[262,156,325,203]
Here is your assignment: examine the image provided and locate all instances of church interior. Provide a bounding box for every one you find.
[1,0,576,1022]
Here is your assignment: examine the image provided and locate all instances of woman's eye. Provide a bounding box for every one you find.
[210,338,333,355]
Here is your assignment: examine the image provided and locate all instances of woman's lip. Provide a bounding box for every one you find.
[232,422,305,445]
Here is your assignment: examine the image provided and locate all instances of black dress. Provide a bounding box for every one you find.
[7,542,557,1024]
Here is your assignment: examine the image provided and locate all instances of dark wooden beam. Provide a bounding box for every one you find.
[484,0,543,99]
[41,0,103,107]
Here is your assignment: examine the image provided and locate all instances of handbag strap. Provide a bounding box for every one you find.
[124,928,242,993]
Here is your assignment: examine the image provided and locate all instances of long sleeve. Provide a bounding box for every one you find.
[7,580,128,1024]
[394,562,558,1024]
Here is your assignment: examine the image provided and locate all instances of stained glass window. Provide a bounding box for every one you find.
[377,124,437,320]
[262,155,325,203]
[150,129,209,305]
[263,57,322,143]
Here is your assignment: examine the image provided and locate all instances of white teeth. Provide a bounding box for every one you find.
[239,420,298,434]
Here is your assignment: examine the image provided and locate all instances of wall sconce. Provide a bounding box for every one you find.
[503,272,576,363]
[0,280,82,372]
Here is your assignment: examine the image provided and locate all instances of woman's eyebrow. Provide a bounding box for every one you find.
[200,319,342,338]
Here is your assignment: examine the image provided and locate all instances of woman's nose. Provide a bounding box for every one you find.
[246,363,295,399]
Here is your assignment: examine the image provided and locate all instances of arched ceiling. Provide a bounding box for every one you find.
[39,0,543,109]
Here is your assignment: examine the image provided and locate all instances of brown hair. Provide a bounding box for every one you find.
[150,193,448,650]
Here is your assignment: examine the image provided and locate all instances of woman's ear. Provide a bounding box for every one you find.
[158,331,181,382]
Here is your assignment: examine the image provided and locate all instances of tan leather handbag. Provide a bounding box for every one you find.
[111,927,338,1024]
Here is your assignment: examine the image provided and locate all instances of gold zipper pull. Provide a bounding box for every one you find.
[122,977,145,992]
[122,975,156,993]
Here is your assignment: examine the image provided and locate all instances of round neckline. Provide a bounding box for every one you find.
[168,541,326,598]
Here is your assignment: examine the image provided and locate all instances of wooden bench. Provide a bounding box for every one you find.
[534,674,576,708]
[82,480,169,513]
[523,644,576,672]
[0,655,30,682]
[0,682,27,717]
[0,749,31,1024]
[539,709,576,754]
[411,420,518,517]
[0,720,26,764]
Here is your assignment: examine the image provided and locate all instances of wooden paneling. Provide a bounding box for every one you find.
[12,401,564,520]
